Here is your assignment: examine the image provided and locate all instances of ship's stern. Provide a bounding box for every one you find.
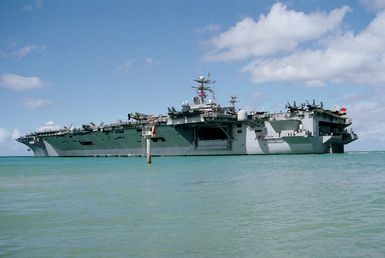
[321,129,358,153]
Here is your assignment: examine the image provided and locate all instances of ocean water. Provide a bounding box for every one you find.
[1,153,385,257]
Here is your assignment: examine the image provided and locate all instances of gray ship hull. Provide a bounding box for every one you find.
[20,122,357,157]
[17,76,358,157]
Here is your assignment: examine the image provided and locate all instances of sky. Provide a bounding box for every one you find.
[1,0,385,155]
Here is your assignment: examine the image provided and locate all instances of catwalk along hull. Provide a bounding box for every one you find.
[17,76,358,157]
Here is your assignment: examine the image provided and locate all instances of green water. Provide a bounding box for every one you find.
[1,153,385,257]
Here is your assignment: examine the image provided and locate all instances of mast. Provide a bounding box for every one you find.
[192,74,216,105]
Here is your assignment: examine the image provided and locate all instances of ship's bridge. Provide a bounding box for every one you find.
[191,97,218,111]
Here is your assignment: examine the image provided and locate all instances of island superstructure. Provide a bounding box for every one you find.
[17,75,358,157]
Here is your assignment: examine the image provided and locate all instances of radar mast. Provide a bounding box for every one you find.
[192,73,216,105]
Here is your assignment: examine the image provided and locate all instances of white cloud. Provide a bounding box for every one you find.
[144,57,153,65]
[0,40,46,60]
[346,96,385,144]
[11,45,46,59]
[144,57,159,65]
[202,3,385,87]
[0,128,28,155]
[0,128,21,144]
[361,0,385,11]
[23,0,44,11]
[23,5,34,11]
[202,3,350,62]
[0,73,43,91]
[241,47,371,85]
[241,10,385,86]
[194,23,221,34]
[37,121,61,132]
[117,59,134,72]
[11,129,21,140]
[22,98,53,109]
[0,128,10,144]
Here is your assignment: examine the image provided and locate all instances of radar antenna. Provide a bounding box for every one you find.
[192,73,216,103]
[229,95,238,109]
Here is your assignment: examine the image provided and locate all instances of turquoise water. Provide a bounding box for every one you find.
[1,153,385,257]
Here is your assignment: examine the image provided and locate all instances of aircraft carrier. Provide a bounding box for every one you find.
[17,75,358,157]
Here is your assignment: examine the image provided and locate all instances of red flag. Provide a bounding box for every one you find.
[198,90,206,98]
